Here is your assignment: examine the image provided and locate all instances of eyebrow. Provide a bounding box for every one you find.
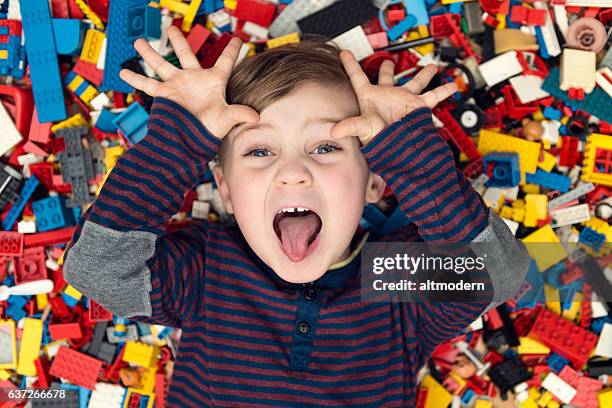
[233,116,344,142]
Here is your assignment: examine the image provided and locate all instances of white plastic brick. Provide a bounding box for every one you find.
[594,323,612,358]
[478,51,523,87]
[196,183,214,201]
[566,0,612,7]
[191,200,211,219]
[328,25,373,61]
[509,75,550,104]
[553,5,569,39]
[87,383,126,408]
[542,372,577,404]
[550,204,591,227]
[534,1,561,57]
[17,220,36,234]
[0,101,23,157]
[243,21,269,40]
[548,182,595,210]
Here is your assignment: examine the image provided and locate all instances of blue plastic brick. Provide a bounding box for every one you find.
[19,0,67,122]
[515,259,544,309]
[6,302,26,321]
[461,388,475,405]
[579,227,606,251]
[102,0,150,92]
[483,152,520,187]
[7,294,27,308]
[113,102,149,145]
[52,18,84,55]
[525,169,571,193]
[547,353,568,373]
[199,0,225,14]
[543,262,565,288]
[0,35,25,78]
[3,175,40,231]
[32,195,74,232]
[386,15,417,41]
[144,6,161,39]
[542,106,562,121]
[95,108,120,133]
[541,67,612,123]
[448,2,463,14]
[404,0,429,26]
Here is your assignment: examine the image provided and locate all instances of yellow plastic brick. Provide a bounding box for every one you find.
[525,194,548,228]
[478,129,541,184]
[124,388,155,408]
[538,150,557,172]
[64,285,83,301]
[523,183,541,194]
[561,292,582,322]
[581,133,612,187]
[267,32,300,49]
[500,206,514,219]
[537,391,554,407]
[522,225,567,271]
[420,374,452,408]
[36,293,48,310]
[50,114,88,132]
[518,336,550,354]
[598,388,612,407]
[544,285,560,314]
[17,318,42,375]
[123,341,159,368]
[80,29,105,64]
[474,399,492,408]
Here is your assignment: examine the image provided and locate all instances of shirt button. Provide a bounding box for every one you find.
[297,321,310,335]
[303,288,317,301]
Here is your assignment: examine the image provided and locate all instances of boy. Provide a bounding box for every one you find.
[63,27,530,407]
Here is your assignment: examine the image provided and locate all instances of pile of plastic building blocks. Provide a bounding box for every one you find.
[0,0,610,407]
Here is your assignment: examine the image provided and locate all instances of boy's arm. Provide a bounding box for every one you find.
[360,107,530,359]
[62,97,222,328]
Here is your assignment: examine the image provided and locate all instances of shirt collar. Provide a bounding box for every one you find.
[239,229,369,291]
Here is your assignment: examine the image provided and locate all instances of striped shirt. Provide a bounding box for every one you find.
[63,97,530,407]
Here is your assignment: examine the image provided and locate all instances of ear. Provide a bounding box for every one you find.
[365,171,386,204]
[212,163,234,214]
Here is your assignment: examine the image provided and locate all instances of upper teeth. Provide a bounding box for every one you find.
[278,207,309,213]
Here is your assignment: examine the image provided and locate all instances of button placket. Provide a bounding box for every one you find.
[289,283,321,370]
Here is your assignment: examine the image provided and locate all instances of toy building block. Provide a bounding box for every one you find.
[159,0,202,32]
[64,69,99,108]
[48,322,83,340]
[487,357,532,397]
[112,102,149,145]
[19,0,67,123]
[17,318,43,376]
[0,231,23,257]
[330,25,373,62]
[581,133,612,187]
[541,372,577,405]
[0,20,26,79]
[419,374,452,408]
[550,204,590,228]
[32,196,75,232]
[0,98,24,158]
[477,51,522,87]
[541,67,612,123]
[269,0,335,38]
[123,341,159,368]
[87,382,126,408]
[533,1,561,58]
[434,108,481,161]
[528,306,598,369]
[52,18,85,56]
[297,0,377,38]
[102,0,150,92]
[49,346,104,390]
[478,130,541,184]
[525,169,571,193]
[560,49,596,94]
[14,246,47,284]
[0,320,17,369]
[483,152,520,187]
[578,227,606,251]
[522,225,566,271]
[3,175,39,231]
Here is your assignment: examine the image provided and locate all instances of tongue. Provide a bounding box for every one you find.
[278,213,320,262]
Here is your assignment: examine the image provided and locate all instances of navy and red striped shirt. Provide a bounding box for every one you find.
[63,97,529,407]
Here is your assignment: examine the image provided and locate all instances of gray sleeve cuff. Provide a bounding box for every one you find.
[470,211,531,314]
[63,220,158,318]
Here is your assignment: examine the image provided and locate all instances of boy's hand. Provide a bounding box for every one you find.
[119,26,259,139]
[331,50,457,146]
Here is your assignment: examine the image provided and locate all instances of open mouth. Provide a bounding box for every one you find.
[273,208,323,262]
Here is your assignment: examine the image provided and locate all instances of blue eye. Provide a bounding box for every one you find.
[244,148,272,157]
[313,143,341,154]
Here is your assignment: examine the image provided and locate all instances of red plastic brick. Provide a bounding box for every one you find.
[14,246,47,284]
[89,300,113,322]
[49,322,83,340]
[233,0,276,27]
[49,346,103,390]
[528,307,598,369]
[0,231,23,257]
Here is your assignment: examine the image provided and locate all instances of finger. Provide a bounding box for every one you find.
[119,69,161,96]
[339,50,370,93]
[403,64,438,94]
[377,60,395,86]
[134,38,178,80]
[420,82,458,108]
[330,116,371,143]
[213,37,243,80]
[219,104,260,134]
[166,26,201,69]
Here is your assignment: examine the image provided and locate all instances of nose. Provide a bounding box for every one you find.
[275,160,313,187]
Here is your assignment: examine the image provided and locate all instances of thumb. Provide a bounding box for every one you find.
[219,104,260,134]
[331,116,374,145]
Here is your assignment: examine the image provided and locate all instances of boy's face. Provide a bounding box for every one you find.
[213,83,385,284]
